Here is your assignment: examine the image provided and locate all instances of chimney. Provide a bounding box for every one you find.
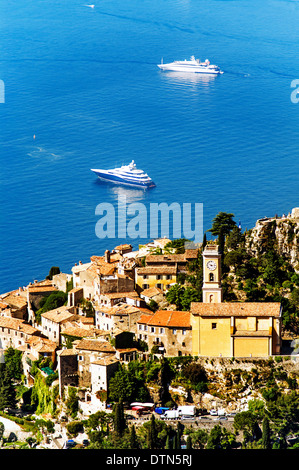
[105,250,111,264]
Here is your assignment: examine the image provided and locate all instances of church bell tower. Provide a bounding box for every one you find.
[202,242,222,303]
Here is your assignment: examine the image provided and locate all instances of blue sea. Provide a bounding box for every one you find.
[0,0,299,294]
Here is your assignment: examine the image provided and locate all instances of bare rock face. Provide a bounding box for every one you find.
[246,208,299,272]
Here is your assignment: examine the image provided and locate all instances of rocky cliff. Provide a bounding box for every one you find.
[246,207,299,272]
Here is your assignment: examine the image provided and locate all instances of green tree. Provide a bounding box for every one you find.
[35,290,67,323]
[129,424,139,449]
[147,414,158,449]
[208,212,237,237]
[186,434,192,449]
[109,365,136,403]
[46,266,60,280]
[4,347,23,381]
[113,399,126,436]
[233,411,261,443]
[0,421,4,444]
[0,363,17,410]
[66,386,79,418]
[165,284,185,310]
[261,417,271,449]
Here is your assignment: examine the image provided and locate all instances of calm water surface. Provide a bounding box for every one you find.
[0,0,299,293]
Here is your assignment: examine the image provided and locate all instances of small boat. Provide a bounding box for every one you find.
[158,55,223,74]
[91,160,156,189]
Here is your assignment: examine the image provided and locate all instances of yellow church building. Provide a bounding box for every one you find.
[190,242,282,357]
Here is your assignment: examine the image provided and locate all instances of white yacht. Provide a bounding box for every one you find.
[91,160,156,189]
[157,55,223,74]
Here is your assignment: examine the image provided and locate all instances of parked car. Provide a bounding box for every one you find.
[65,439,77,449]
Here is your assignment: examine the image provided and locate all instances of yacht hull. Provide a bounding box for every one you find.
[91,169,156,189]
[157,64,222,74]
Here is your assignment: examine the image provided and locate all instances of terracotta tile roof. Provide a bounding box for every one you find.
[138,310,191,328]
[57,349,78,356]
[92,357,119,366]
[0,316,39,335]
[68,287,83,293]
[2,293,27,308]
[137,314,154,324]
[140,287,163,298]
[0,302,9,310]
[75,339,116,353]
[41,306,77,323]
[100,291,139,299]
[27,285,58,293]
[114,244,133,251]
[96,303,140,317]
[72,262,93,273]
[26,336,57,352]
[145,249,198,264]
[61,325,108,338]
[137,266,177,275]
[190,302,281,318]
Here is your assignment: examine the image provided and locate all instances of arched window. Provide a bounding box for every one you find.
[209,273,214,281]
[209,294,214,303]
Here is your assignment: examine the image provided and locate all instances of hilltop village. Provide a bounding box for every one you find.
[0,209,298,449]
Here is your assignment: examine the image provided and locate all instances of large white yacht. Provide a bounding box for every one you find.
[157,55,223,74]
[91,160,156,189]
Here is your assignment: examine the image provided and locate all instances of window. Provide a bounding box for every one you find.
[209,273,214,281]
[151,327,155,333]
[160,328,165,334]
[156,283,163,289]
[166,275,172,280]
[143,275,148,279]
[156,275,162,280]
[142,284,149,289]
[172,328,177,334]
[182,329,186,335]
[212,323,217,329]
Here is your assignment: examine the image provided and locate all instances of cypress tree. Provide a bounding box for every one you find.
[0,364,17,410]
[186,435,192,449]
[202,232,207,249]
[261,417,271,449]
[149,413,158,449]
[129,425,138,449]
[113,399,126,436]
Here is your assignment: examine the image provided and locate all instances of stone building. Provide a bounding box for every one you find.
[0,316,41,351]
[41,306,77,344]
[191,242,282,357]
[137,310,192,357]
[135,249,199,293]
[74,338,116,388]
